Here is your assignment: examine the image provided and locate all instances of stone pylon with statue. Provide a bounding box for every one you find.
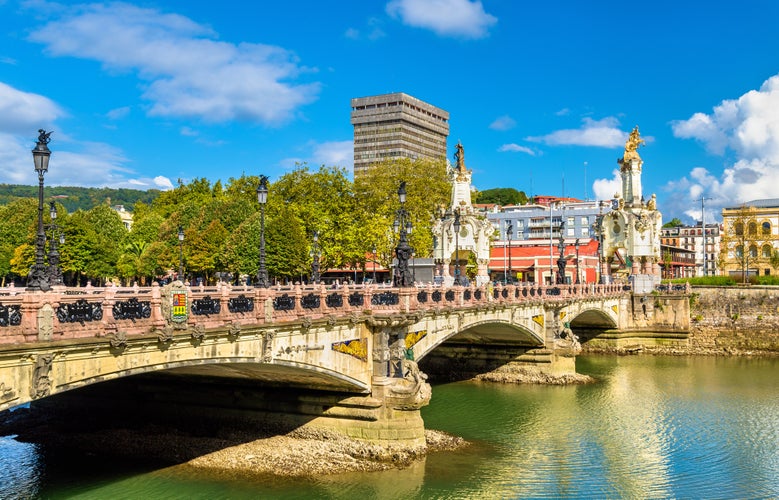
[598,126,663,291]
[432,142,495,286]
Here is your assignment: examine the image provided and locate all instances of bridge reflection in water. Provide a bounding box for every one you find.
[0,281,688,447]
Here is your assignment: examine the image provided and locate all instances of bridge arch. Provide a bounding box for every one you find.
[567,308,619,329]
[412,318,544,361]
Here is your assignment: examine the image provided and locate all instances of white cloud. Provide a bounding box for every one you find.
[498,143,535,155]
[489,115,516,131]
[526,117,628,148]
[555,108,570,116]
[668,74,779,220]
[0,82,64,134]
[279,140,354,174]
[106,106,130,120]
[29,2,320,125]
[386,0,497,39]
[313,140,354,168]
[592,169,623,201]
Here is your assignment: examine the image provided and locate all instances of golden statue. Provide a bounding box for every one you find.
[622,126,645,162]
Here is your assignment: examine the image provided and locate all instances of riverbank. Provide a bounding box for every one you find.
[182,428,466,479]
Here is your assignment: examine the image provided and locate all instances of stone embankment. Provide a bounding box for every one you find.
[584,286,779,356]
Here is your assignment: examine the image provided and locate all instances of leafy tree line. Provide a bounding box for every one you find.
[0,184,160,213]
[0,159,449,286]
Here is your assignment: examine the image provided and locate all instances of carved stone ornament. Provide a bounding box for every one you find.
[109,330,128,349]
[262,330,275,362]
[228,321,241,339]
[365,313,422,328]
[30,354,53,399]
[348,313,363,326]
[157,326,174,343]
[300,316,312,331]
[0,382,16,404]
[191,324,206,341]
[326,315,338,328]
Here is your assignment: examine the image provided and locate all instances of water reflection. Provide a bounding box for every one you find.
[1,355,777,498]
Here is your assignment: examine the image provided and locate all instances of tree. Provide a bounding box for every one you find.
[354,158,449,267]
[663,217,683,228]
[720,205,760,284]
[475,187,528,206]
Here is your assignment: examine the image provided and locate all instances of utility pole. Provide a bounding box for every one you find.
[698,196,712,276]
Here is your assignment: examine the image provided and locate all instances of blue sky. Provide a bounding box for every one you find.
[2,0,779,223]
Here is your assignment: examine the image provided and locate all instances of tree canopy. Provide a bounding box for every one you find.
[0,161,451,286]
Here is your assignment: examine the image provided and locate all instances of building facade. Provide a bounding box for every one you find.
[720,199,779,279]
[351,93,449,176]
[484,197,609,284]
[660,222,721,277]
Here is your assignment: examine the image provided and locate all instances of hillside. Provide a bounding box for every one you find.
[0,184,161,212]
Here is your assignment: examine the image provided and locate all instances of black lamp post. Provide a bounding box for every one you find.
[506,221,513,284]
[574,238,581,284]
[47,201,63,286]
[393,181,414,287]
[256,176,269,287]
[177,226,184,280]
[453,209,462,286]
[28,130,52,291]
[372,244,377,283]
[310,230,321,284]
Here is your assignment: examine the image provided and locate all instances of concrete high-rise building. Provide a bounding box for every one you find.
[350,93,449,176]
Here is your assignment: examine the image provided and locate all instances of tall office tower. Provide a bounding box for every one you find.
[351,93,449,176]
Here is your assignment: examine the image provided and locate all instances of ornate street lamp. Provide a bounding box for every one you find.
[256,176,269,287]
[47,201,63,286]
[28,130,52,291]
[177,226,185,280]
[393,181,414,287]
[575,238,581,284]
[372,244,377,283]
[506,221,513,284]
[453,209,462,286]
[310,230,321,284]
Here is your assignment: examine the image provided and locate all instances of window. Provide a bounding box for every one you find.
[749,222,758,236]
[762,221,771,235]
[567,216,575,226]
[582,227,590,237]
[749,245,758,258]
[735,245,744,258]
[581,216,589,225]
[735,222,744,236]
[516,219,524,228]
[567,227,575,237]
[762,245,773,258]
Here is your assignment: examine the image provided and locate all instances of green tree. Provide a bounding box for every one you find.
[663,217,683,228]
[475,187,528,206]
[354,158,449,267]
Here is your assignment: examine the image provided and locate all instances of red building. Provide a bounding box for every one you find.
[489,239,600,284]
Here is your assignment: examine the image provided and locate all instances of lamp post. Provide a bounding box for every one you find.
[393,181,414,287]
[574,238,580,284]
[28,130,52,291]
[453,209,462,286]
[506,221,513,284]
[177,226,184,280]
[310,230,321,284]
[372,244,377,283]
[256,176,269,287]
[47,201,63,286]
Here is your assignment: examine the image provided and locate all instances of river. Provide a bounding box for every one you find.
[1,355,777,499]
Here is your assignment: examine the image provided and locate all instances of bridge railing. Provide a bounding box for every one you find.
[0,281,628,346]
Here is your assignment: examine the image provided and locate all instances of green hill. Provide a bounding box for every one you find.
[0,184,161,212]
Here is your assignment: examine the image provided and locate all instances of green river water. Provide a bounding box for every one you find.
[1,354,777,499]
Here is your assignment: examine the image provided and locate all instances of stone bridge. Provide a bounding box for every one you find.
[0,281,689,446]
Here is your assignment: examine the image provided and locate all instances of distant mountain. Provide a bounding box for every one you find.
[0,184,161,212]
